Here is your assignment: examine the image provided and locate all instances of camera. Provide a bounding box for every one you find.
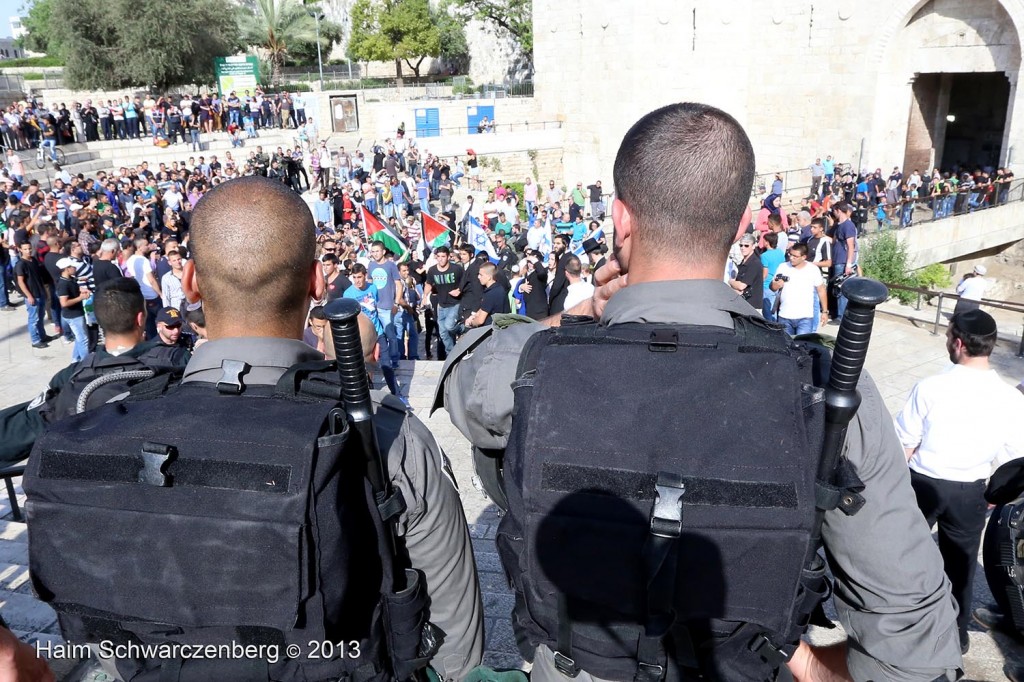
[774,274,789,282]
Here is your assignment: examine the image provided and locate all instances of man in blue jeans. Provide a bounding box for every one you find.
[828,202,859,324]
[768,243,828,336]
[421,246,464,354]
[367,241,404,370]
[14,242,49,348]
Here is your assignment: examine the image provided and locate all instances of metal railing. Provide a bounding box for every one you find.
[882,281,1024,356]
[867,179,1024,229]
[752,163,852,198]
[0,73,24,92]
[412,120,562,137]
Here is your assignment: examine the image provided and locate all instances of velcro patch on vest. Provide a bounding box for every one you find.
[541,463,798,509]
[37,450,291,493]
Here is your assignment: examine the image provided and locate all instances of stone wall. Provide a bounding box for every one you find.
[472,148,564,188]
[532,0,1024,187]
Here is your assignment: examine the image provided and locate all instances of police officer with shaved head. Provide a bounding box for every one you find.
[437,103,961,681]
[24,177,483,681]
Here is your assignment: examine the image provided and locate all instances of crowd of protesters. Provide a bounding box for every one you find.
[0,89,315,155]
[0,121,613,386]
[5,126,1018,370]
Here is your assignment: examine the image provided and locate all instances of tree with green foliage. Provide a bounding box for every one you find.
[286,17,344,67]
[450,0,532,57]
[347,0,441,82]
[238,0,321,85]
[49,0,241,90]
[20,0,60,55]
[434,0,469,71]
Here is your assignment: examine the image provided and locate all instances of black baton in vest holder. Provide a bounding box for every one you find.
[815,278,888,536]
[324,298,402,561]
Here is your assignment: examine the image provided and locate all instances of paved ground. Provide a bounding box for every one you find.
[2,298,1024,680]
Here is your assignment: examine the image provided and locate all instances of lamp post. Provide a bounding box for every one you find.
[308,9,325,91]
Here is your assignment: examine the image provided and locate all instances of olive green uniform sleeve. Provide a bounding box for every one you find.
[383,396,485,680]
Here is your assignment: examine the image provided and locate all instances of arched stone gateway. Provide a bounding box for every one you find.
[868,0,1024,174]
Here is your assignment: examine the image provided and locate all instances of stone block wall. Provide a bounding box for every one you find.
[532,0,1024,190]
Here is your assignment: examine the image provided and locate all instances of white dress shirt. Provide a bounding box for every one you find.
[897,364,1024,482]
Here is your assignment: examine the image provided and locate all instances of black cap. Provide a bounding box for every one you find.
[583,238,601,254]
[156,306,183,327]
[951,309,997,336]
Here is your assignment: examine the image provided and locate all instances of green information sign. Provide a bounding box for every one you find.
[214,56,260,96]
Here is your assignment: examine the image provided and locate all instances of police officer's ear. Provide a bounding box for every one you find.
[611,198,633,269]
[310,259,325,302]
[181,259,201,304]
[735,204,752,243]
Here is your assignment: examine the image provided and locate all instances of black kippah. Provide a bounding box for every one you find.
[953,309,998,336]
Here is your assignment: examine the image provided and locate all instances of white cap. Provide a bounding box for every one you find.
[55,257,76,270]
[974,264,987,276]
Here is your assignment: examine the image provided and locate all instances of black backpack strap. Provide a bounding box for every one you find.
[635,472,694,682]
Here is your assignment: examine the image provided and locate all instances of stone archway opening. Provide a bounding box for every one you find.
[871,0,1022,175]
[905,71,1012,173]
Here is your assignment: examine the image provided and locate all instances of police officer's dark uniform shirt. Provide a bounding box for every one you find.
[479,281,510,326]
[181,338,484,680]
[436,280,961,682]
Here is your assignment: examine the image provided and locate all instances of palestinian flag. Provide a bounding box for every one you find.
[361,205,409,259]
[421,212,451,249]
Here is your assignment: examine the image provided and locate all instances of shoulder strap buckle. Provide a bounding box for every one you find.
[552,651,580,678]
[634,662,665,682]
[650,472,685,538]
[648,330,678,353]
[216,360,250,395]
[139,442,177,487]
[749,632,790,666]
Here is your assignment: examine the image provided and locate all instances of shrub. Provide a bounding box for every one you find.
[911,263,952,290]
[504,181,527,222]
[858,232,916,304]
[20,72,44,81]
[0,56,63,68]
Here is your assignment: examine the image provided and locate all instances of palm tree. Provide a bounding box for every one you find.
[238,0,320,85]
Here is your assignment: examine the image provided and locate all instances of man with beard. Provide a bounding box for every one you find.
[546,234,571,314]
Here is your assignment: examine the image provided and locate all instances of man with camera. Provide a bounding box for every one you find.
[768,243,827,336]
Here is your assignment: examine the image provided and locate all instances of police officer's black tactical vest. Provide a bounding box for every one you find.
[37,342,186,425]
[24,362,437,682]
[499,316,856,681]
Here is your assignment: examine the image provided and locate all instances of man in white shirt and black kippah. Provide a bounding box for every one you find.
[897,309,1024,655]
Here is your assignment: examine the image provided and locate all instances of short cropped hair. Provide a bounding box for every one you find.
[564,255,583,277]
[94,278,144,335]
[613,103,755,263]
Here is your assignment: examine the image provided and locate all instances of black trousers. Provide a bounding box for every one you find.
[910,470,987,637]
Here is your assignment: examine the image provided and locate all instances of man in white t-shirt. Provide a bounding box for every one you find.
[768,242,826,336]
[125,237,163,340]
[561,254,594,311]
[953,264,989,317]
